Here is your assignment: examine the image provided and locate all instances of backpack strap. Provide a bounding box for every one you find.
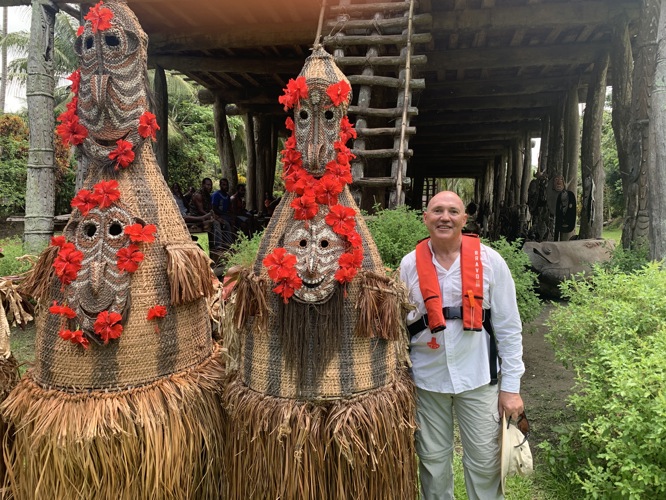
[460,234,483,331]
[415,239,446,333]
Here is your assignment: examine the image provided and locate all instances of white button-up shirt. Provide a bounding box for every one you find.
[400,241,525,394]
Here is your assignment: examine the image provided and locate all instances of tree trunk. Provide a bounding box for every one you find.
[252,115,271,214]
[579,52,609,239]
[154,65,168,180]
[213,94,238,188]
[243,113,255,200]
[24,2,56,253]
[0,7,7,113]
[520,131,532,206]
[648,1,666,260]
[563,84,580,191]
[622,0,661,248]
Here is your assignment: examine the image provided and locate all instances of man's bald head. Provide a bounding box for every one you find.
[426,191,465,213]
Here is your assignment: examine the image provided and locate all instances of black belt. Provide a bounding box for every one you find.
[407,307,498,385]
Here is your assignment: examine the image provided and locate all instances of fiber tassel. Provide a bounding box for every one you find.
[354,271,413,340]
[166,243,215,305]
[229,266,268,333]
[17,245,59,302]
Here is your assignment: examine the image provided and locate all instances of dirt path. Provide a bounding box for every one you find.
[520,302,576,459]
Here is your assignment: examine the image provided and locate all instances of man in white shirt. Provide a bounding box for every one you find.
[400,191,525,499]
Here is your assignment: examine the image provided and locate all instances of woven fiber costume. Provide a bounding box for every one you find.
[226,46,417,498]
[3,2,225,498]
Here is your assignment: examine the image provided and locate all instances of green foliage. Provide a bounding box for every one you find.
[0,236,31,277]
[601,109,624,219]
[167,99,220,191]
[599,239,650,274]
[485,237,542,325]
[365,205,428,269]
[544,264,666,498]
[221,231,264,272]
[0,114,29,217]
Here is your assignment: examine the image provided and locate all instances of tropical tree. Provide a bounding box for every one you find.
[1,7,8,113]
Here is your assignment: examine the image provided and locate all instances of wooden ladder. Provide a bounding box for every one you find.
[323,0,431,209]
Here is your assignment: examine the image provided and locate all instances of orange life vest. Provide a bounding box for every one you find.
[414,234,484,332]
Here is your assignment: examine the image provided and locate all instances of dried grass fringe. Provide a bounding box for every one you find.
[16,245,58,302]
[165,243,215,305]
[229,266,268,333]
[354,270,413,341]
[1,347,226,500]
[223,368,417,499]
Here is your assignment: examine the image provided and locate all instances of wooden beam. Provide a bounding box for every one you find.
[431,1,639,32]
[424,75,585,98]
[425,42,609,70]
[324,33,432,47]
[149,55,302,74]
[417,108,548,125]
[418,93,561,111]
[326,13,432,31]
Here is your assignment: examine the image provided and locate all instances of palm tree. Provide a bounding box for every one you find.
[1,7,8,113]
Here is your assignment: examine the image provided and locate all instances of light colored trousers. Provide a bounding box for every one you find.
[415,384,503,500]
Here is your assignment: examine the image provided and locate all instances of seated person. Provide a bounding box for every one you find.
[211,178,236,246]
[189,178,227,251]
[230,184,254,237]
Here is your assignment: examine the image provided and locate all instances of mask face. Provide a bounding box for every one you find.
[294,84,346,177]
[65,205,135,334]
[283,216,346,303]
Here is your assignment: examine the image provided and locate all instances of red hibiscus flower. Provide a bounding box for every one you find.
[291,194,318,220]
[314,174,343,206]
[147,305,167,320]
[76,26,84,37]
[49,301,77,319]
[138,111,160,141]
[278,76,308,111]
[281,148,303,173]
[335,265,358,284]
[56,117,88,146]
[50,235,67,248]
[116,244,144,273]
[326,80,351,107]
[325,204,357,235]
[71,188,98,215]
[53,244,84,286]
[339,116,357,144]
[84,1,114,33]
[92,179,121,208]
[285,116,295,131]
[93,310,123,344]
[59,329,89,349]
[263,248,297,276]
[108,139,135,170]
[67,69,81,95]
[124,223,157,243]
[346,230,362,248]
[325,160,353,185]
[272,275,303,303]
[57,97,78,125]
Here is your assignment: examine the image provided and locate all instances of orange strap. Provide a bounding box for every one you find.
[414,235,484,332]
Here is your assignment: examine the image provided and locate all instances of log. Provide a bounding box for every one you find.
[329,2,419,15]
[347,74,425,89]
[348,105,418,117]
[334,54,427,66]
[351,148,413,159]
[352,177,411,188]
[324,32,431,47]
[326,13,431,30]
[355,126,416,137]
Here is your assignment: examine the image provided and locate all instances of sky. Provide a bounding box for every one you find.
[2,6,31,113]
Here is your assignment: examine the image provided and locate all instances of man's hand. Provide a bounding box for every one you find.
[498,391,524,422]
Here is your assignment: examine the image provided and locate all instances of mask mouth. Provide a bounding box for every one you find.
[90,131,130,148]
[302,276,325,289]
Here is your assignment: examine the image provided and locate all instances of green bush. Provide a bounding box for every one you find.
[221,230,264,273]
[365,205,428,270]
[485,237,542,325]
[599,239,650,274]
[543,264,666,498]
[0,237,32,277]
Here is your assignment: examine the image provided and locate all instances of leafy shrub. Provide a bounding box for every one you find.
[221,230,264,272]
[543,264,666,498]
[484,237,542,325]
[0,237,32,277]
[365,205,428,269]
[599,239,650,274]
[0,115,29,217]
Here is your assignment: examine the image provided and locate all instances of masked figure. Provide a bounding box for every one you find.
[4,2,225,498]
[225,46,417,498]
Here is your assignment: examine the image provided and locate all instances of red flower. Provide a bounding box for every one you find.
[92,179,121,208]
[285,116,295,131]
[49,301,77,319]
[138,111,160,141]
[76,26,84,37]
[59,329,89,349]
[278,76,308,111]
[326,80,351,107]
[108,139,135,170]
[325,204,357,235]
[124,223,157,243]
[347,230,362,248]
[116,244,144,273]
[93,310,123,344]
[314,174,343,206]
[340,116,357,144]
[291,194,318,220]
[56,117,88,146]
[71,188,98,215]
[325,160,353,185]
[335,265,358,284]
[147,305,167,320]
[281,148,303,173]
[67,69,81,95]
[263,248,297,278]
[57,97,78,124]
[272,275,303,303]
[84,1,114,33]
[53,244,84,286]
[50,235,67,248]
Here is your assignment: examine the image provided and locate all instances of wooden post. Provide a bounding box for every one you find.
[24,1,56,253]
[579,52,609,239]
[213,93,238,188]
[520,131,532,207]
[243,113,255,204]
[563,84,580,191]
[648,2,666,260]
[154,65,168,180]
